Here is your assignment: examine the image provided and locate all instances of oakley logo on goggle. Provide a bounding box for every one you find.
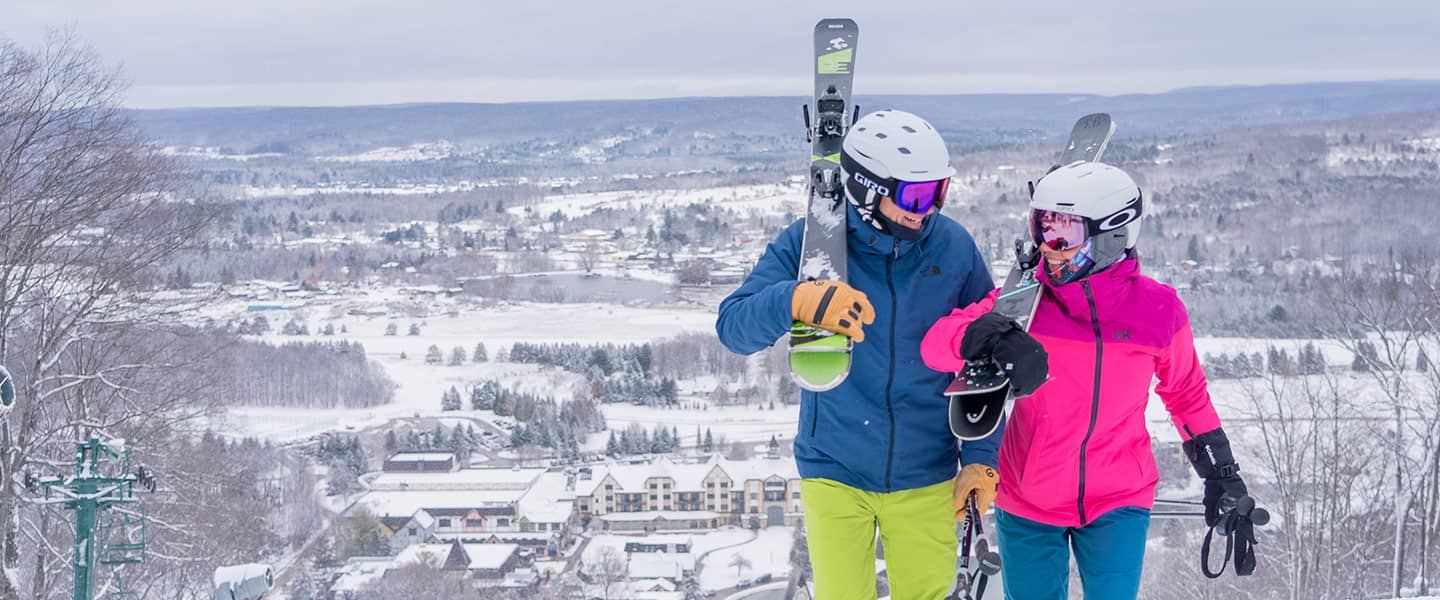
[853,172,890,197]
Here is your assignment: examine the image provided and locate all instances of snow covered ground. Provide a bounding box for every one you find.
[697,527,793,592]
[212,298,716,441]
[505,183,804,222]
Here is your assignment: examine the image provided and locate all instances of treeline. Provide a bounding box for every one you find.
[1201,342,1423,379]
[454,379,607,460]
[310,434,369,496]
[604,423,682,457]
[1203,344,1328,379]
[384,422,483,464]
[207,335,396,408]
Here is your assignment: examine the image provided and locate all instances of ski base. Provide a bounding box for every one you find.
[789,323,852,392]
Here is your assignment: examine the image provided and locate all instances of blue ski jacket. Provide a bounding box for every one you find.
[716,203,1000,493]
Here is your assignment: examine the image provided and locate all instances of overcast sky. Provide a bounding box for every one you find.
[4,0,1438,108]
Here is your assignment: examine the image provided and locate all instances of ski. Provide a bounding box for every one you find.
[789,17,859,392]
[948,113,1116,440]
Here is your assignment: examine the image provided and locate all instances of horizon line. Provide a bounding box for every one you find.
[122,77,1440,112]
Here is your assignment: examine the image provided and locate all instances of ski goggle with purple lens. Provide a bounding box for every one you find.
[893,178,950,214]
[841,152,950,214]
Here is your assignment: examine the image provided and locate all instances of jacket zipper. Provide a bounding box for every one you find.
[809,393,819,437]
[883,241,899,491]
[1076,281,1103,525]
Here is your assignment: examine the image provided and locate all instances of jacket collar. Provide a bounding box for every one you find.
[845,202,933,258]
[1041,254,1141,319]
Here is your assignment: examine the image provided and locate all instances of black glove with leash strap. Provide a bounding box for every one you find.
[1184,427,1270,577]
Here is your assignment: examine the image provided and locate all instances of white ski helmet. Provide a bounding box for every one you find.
[1028,161,1143,277]
[840,110,956,232]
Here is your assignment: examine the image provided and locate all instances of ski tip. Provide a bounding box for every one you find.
[816,17,858,30]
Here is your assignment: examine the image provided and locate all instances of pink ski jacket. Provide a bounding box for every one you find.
[921,257,1222,527]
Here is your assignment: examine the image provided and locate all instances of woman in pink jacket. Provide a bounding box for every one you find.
[922,161,1250,599]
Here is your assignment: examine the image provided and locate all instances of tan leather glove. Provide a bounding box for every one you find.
[791,280,875,342]
[954,463,1000,519]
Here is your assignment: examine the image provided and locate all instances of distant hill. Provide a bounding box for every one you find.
[132,80,1440,155]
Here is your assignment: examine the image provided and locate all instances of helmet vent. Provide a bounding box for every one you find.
[875,133,888,139]
[897,147,911,155]
[901,125,916,133]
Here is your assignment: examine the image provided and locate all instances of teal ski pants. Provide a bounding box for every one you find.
[994,507,1151,599]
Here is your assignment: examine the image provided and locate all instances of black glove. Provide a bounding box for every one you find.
[959,313,1049,396]
[1183,427,1248,526]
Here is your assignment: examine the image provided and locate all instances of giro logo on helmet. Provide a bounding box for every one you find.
[852,172,890,197]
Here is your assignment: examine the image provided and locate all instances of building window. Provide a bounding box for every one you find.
[439,518,452,528]
[498,518,510,527]
[465,519,483,528]
[408,527,417,536]
[750,492,757,500]
[750,507,758,514]
[707,482,714,488]
[663,494,671,500]
[792,491,801,499]
[650,483,658,490]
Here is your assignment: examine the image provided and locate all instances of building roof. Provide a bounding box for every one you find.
[573,455,798,497]
[369,467,545,492]
[461,543,520,570]
[598,511,720,522]
[627,553,695,579]
[329,557,393,593]
[359,489,523,519]
[394,544,451,568]
[518,471,576,523]
[386,452,457,462]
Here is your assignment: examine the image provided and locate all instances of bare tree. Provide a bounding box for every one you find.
[585,546,629,600]
[1319,259,1440,597]
[578,241,600,274]
[0,32,223,596]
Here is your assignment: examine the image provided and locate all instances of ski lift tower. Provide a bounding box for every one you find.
[24,434,157,600]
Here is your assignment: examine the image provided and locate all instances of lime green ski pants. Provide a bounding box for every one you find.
[801,477,957,600]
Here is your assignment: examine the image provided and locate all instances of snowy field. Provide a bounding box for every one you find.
[504,183,804,222]
[212,298,716,440]
[697,527,793,592]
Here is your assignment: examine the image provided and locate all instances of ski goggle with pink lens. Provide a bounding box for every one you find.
[1030,209,1090,251]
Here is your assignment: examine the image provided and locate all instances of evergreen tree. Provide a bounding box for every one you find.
[473,342,489,363]
[425,345,444,365]
[449,346,467,366]
[441,386,463,411]
[384,430,398,454]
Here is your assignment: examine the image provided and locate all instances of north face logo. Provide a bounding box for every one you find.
[921,265,942,277]
[1113,329,1132,341]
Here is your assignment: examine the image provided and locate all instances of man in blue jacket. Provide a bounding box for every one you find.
[717,110,1000,600]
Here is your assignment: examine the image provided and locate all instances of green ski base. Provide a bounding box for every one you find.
[788,323,852,392]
